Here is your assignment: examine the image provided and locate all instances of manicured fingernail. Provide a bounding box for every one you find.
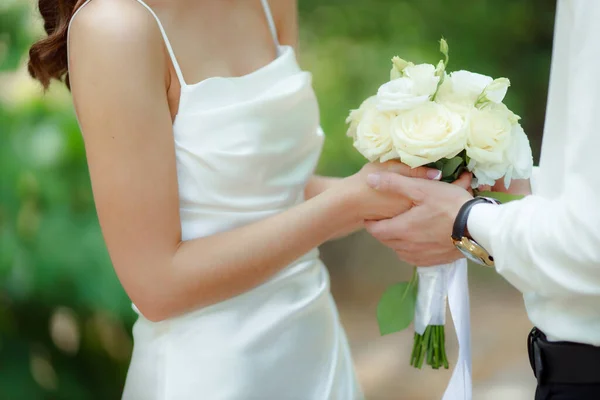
[427,169,442,180]
[367,173,380,188]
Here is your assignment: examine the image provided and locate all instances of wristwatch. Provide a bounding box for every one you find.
[451,197,500,267]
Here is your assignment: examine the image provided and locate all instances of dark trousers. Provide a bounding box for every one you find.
[529,328,600,400]
[535,383,600,400]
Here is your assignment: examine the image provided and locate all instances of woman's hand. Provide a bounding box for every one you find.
[337,161,443,222]
[364,172,473,266]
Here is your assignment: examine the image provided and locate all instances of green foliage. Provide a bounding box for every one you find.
[0,0,554,398]
[477,190,525,203]
[377,269,418,336]
[377,281,417,335]
[0,82,133,400]
[0,1,33,72]
[441,156,465,180]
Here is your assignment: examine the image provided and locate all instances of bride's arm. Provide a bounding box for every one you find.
[304,176,340,200]
[69,6,411,322]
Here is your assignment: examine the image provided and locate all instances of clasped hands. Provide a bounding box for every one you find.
[357,161,532,265]
[359,161,474,266]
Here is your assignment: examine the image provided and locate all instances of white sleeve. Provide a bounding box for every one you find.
[468,187,600,297]
[529,166,540,194]
[467,3,600,297]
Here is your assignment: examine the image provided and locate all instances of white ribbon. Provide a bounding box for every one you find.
[414,265,451,334]
[414,259,472,400]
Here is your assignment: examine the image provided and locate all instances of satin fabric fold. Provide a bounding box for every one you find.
[414,260,472,400]
[443,259,472,400]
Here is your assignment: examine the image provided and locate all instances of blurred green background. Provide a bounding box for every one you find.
[0,0,555,399]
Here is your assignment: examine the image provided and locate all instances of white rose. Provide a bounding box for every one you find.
[468,121,533,188]
[390,102,467,168]
[503,123,533,187]
[405,64,441,93]
[435,70,493,114]
[377,63,440,112]
[351,102,397,162]
[469,159,508,187]
[481,78,510,104]
[346,96,377,139]
[466,103,514,165]
[390,56,413,80]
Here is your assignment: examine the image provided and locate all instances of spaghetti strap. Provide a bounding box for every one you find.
[260,0,281,52]
[133,0,187,86]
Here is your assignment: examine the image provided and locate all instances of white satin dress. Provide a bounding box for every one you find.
[69,1,363,399]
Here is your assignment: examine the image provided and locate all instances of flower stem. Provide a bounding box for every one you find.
[410,332,418,366]
[409,267,418,287]
[410,325,449,370]
[441,326,449,369]
[432,326,439,369]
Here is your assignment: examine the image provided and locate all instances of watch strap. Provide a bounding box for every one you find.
[451,197,499,241]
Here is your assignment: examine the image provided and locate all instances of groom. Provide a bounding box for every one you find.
[365,1,600,399]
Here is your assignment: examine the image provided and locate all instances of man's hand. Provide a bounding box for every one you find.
[364,172,473,266]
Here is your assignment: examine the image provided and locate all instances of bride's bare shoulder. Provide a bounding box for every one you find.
[68,0,167,93]
[69,0,163,61]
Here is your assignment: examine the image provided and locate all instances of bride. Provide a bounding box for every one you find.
[28,0,442,398]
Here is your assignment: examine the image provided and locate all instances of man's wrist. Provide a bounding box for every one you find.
[451,197,501,267]
[452,198,495,240]
[466,202,501,257]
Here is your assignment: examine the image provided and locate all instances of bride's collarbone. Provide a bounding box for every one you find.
[157,3,280,84]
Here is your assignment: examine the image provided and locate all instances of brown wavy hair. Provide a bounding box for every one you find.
[28,0,85,90]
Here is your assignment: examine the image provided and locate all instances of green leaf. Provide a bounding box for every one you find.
[450,165,466,182]
[477,190,525,203]
[377,281,417,335]
[441,156,465,180]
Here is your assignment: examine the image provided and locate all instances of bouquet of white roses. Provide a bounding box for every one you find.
[346,39,533,372]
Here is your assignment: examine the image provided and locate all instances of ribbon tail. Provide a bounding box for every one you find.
[442,258,472,400]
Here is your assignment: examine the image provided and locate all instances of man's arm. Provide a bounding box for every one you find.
[469,187,600,297]
[365,2,600,296]
[467,3,600,296]
[367,161,600,297]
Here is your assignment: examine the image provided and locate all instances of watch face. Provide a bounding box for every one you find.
[453,237,494,267]
[457,246,487,265]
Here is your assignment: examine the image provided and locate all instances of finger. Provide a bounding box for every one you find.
[385,163,442,180]
[380,239,433,253]
[365,217,409,242]
[366,172,427,202]
[453,171,472,189]
[365,205,430,242]
[383,206,429,239]
[478,184,492,192]
[393,241,457,258]
[453,172,473,191]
